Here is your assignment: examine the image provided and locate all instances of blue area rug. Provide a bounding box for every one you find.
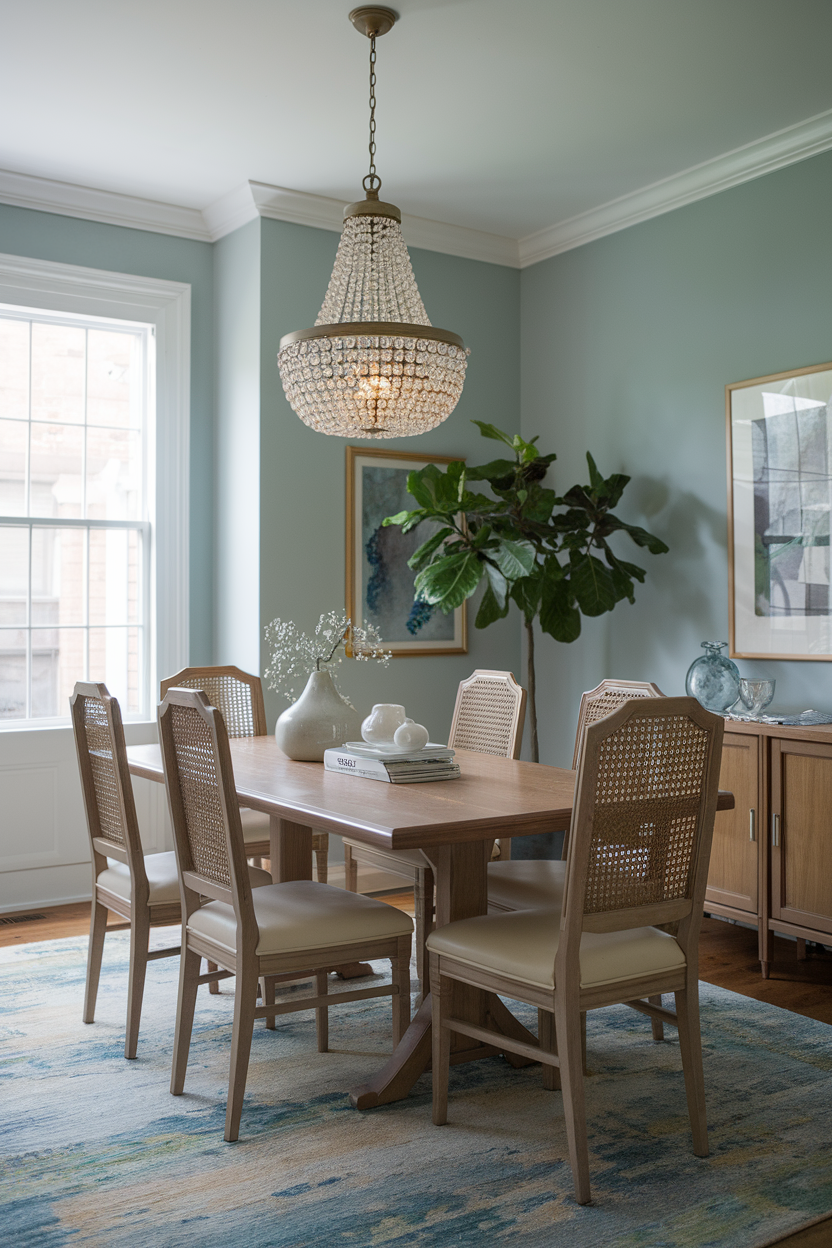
[1,931,831,1247]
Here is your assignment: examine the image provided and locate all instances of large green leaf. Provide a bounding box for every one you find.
[491,538,536,580]
[465,458,519,482]
[475,581,510,628]
[605,516,669,554]
[414,551,483,611]
[540,579,582,642]
[570,555,617,616]
[510,573,543,622]
[483,559,508,608]
[471,420,517,448]
[405,467,438,510]
[407,527,453,572]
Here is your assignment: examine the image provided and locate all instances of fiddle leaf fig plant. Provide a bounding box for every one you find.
[383,421,668,762]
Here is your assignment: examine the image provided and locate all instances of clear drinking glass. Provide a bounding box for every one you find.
[738,678,775,721]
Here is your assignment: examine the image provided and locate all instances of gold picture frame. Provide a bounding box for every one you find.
[727,360,832,660]
[346,446,468,656]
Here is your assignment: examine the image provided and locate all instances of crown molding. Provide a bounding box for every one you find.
[2,105,831,268]
[0,167,211,241]
[518,106,832,268]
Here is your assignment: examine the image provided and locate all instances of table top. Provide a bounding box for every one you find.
[127,738,734,853]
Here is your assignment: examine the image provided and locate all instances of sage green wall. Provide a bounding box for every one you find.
[258,216,522,741]
[521,149,832,771]
[0,204,215,662]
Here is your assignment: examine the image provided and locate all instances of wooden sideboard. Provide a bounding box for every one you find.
[707,718,832,977]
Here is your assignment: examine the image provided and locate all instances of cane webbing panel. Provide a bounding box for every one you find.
[168,704,232,889]
[171,675,257,739]
[451,678,522,757]
[583,686,656,729]
[81,694,125,847]
[584,714,708,916]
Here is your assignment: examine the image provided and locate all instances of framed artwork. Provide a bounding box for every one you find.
[346,446,467,656]
[728,361,832,660]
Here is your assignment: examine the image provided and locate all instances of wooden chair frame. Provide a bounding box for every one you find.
[343,670,526,993]
[71,681,180,1059]
[161,666,327,886]
[430,696,724,1205]
[159,687,412,1143]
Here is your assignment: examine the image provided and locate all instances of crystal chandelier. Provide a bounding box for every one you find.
[277,6,469,439]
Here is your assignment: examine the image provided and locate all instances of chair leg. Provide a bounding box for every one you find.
[207,959,220,994]
[538,1008,560,1091]
[313,832,328,884]
[225,968,259,1143]
[262,975,276,1030]
[125,909,151,1060]
[171,946,202,1096]
[649,994,665,1041]
[430,953,451,1126]
[316,970,329,1052]
[675,985,708,1157]
[555,995,591,1206]
[344,843,358,892]
[392,935,412,1045]
[83,897,108,1024]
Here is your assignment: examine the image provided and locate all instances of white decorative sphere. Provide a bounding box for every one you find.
[393,721,429,752]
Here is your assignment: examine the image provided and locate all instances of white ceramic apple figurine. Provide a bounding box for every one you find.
[393,720,429,752]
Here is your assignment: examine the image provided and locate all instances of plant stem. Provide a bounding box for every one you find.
[525,616,539,763]
[316,628,350,671]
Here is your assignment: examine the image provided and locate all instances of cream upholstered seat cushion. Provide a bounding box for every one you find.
[188,880,414,957]
[342,838,426,871]
[487,859,566,911]
[240,808,270,845]
[98,853,272,905]
[426,907,685,991]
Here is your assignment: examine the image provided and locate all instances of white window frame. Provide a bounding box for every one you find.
[0,252,190,727]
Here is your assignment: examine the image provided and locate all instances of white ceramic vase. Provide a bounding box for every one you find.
[274,670,362,762]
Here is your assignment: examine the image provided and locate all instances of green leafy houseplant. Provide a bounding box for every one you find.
[383,422,669,762]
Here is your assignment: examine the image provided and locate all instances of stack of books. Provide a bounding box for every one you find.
[323,741,461,784]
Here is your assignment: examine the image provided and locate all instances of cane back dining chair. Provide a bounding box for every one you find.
[160,666,329,885]
[427,696,724,1206]
[486,679,665,915]
[159,688,412,1142]
[342,669,527,992]
[72,682,272,1059]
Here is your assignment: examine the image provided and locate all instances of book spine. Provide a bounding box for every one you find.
[323,750,391,782]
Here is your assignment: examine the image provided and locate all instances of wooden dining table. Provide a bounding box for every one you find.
[126,738,734,1109]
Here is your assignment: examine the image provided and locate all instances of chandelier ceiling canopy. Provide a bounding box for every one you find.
[277,6,469,440]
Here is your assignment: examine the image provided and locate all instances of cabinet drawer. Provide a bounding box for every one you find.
[706,731,759,914]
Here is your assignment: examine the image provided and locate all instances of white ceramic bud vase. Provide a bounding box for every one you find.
[274,670,362,762]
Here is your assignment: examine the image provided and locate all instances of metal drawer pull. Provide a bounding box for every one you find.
[749,809,756,842]
[772,813,780,847]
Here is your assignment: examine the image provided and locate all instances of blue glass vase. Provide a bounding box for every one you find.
[685,641,741,714]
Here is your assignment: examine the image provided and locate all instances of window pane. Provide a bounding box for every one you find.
[86,426,141,520]
[87,330,140,429]
[31,322,85,425]
[0,417,28,515]
[0,627,27,718]
[88,626,138,710]
[0,526,29,623]
[30,625,63,717]
[30,422,83,518]
[31,527,84,626]
[89,528,132,626]
[0,318,29,421]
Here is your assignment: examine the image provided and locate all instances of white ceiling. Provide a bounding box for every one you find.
[3,0,832,246]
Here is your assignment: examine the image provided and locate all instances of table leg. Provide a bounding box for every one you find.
[349,840,537,1108]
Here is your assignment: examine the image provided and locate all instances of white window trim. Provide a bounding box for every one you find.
[0,251,190,725]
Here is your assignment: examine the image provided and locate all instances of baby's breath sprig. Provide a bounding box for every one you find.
[265,611,390,703]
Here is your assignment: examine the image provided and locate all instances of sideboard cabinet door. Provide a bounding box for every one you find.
[705,730,760,917]
[770,738,832,940]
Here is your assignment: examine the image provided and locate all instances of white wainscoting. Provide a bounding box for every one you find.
[0,721,171,913]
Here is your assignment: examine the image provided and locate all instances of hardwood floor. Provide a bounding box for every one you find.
[2,900,827,1247]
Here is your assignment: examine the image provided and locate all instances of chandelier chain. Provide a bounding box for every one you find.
[363,33,381,194]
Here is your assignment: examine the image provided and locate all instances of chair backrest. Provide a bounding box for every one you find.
[157,687,255,929]
[70,681,147,892]
[160,666,267,739]
[571,679,665,769]
[558,697,723,981]
[448,669,526,758]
